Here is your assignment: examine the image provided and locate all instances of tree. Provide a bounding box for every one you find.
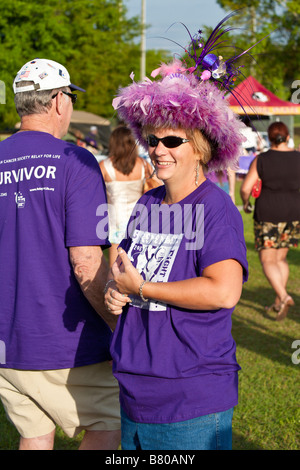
[215,1,300,100]
[0,0,168,128]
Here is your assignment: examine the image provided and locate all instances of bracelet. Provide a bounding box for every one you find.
[104,279,114,294]
[139,280,148,302]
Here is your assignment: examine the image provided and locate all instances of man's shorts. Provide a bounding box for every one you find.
[0,362,120,439]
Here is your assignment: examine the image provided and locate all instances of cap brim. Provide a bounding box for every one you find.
[70,83,86,92]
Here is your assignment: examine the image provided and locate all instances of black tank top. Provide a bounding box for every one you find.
[254,149,300,223]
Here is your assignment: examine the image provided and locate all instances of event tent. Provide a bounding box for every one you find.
[227,76,300,174]
[68,110,111,152]
[227,76,300,116]
[15,110,112,153]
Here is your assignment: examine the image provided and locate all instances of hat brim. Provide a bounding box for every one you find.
[70,83,86,92]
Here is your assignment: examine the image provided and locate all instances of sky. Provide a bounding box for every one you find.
[124,0,226,54]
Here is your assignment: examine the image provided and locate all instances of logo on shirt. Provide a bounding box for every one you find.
[15,191,26,209]
[128,229,183,311]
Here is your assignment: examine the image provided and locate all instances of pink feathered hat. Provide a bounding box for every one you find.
[112,12,262,171]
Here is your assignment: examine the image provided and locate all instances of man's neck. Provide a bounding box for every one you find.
[20,114,61,139]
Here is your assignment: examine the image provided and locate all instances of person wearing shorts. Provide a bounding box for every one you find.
[241,121,300,321]
[0,59,120,450]
[0,363,120,448]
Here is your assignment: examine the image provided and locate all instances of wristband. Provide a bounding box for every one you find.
[139,280,148,302]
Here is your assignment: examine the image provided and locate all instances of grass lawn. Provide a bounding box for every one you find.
[0,181,299,450]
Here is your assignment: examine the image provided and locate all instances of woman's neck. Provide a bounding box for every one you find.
[271,142,291,152]
[163,175,206,204]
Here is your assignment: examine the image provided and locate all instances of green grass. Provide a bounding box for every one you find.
[0,181,299,450]
[231,181,300,450]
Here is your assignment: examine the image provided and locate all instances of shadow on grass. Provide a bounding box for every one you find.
[233,287,299,367]
[54,435,81,450]
[239,285,300,325]
[233,432,264,450]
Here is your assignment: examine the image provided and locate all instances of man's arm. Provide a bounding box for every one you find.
[69,245,118,331]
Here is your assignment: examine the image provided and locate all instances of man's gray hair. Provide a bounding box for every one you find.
[14,81,69,117]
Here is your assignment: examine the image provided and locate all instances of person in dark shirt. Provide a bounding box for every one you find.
[241,121,300,321]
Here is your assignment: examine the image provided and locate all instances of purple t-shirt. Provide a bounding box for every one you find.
[0,131,111,370]
[110,179,248,423]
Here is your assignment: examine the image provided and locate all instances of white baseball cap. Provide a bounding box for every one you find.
[13,58,85,93]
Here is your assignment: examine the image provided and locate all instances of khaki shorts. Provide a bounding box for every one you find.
[0,362,120,439]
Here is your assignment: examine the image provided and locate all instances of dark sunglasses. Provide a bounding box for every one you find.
[146,134,189,149]
[52,90,77,105]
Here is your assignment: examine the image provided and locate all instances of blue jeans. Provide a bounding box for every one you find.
[121,407,234,450]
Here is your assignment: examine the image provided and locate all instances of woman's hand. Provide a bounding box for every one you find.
[111,248,144,296]
[243,201,253,213]
[104,279,131,316]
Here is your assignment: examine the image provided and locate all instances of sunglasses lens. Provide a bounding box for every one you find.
[69,93,77,104]
[162,136,183,148]
[147,135,159,147]
[147,135,187,148]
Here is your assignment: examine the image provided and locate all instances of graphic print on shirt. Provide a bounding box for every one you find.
[14,191,26,208]
[0,154,59,208]
[127,229,183,311]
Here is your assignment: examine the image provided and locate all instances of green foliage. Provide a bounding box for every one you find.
[0,0,168,128]
[216,1,300,100]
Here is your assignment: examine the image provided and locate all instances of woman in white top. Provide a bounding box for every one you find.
[100,125,155,266]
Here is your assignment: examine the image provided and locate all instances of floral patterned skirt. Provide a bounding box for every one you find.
[254,220,300,251]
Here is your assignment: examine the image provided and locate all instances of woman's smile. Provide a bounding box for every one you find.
[155,159,175,168]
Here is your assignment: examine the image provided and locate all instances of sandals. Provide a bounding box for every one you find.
[276,296,295,322]
[265,303,280,313]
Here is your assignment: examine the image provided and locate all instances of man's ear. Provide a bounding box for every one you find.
[53,91,64,115]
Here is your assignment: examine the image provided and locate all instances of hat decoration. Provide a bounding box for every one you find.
[112,11,263,171]
[13,58,85,93]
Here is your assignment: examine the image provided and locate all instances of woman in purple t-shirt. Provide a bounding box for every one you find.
[104,16,252,450]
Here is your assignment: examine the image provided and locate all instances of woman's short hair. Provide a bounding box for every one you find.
[185,128,212,168]
[268,121,289,146]
[14,81,69,117]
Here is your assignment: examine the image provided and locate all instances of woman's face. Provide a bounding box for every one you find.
[147,128,200,187]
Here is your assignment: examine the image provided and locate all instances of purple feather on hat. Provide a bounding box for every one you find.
[112,11,267,171]
[113,64,245,171]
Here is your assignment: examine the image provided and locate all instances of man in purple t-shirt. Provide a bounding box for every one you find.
[0,59,120,450]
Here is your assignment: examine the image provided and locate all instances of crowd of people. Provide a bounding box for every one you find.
[0,14,299,452]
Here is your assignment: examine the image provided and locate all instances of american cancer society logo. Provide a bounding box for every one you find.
[15,191,26,208]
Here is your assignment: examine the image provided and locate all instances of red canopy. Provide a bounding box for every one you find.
[227,76,300,115]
